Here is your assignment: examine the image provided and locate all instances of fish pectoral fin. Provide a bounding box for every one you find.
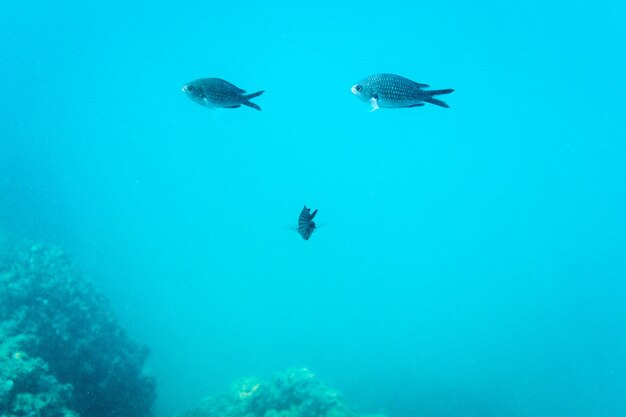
[369,97,379,112]
[225,105,241,108]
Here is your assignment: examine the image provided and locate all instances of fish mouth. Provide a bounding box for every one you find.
[350,85,359,95]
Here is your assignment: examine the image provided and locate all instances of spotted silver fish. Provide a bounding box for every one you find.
[298,206,318,240]
[351,73,454,111]
[182,78,264,111]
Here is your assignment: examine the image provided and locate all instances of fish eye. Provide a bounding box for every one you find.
[355,85,362,92]
[186,85,194,92]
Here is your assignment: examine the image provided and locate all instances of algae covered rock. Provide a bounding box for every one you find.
[0,239,155,417]
[0,326,78,417]
[178,368,376,417]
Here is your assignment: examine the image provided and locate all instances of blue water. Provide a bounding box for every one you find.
[1,1,625,416]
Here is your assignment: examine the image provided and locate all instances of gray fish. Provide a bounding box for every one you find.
[351,73,454,111]
[298,206,318,240]
[182,78,264,111]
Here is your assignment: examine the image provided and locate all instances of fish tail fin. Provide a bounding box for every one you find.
[430,88,454,96]
[242,90,264,111]
[424,89,454,108]
[245,90,265,100]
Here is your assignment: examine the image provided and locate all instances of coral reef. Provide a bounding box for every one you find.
[0,328,77,417]
[177,368,382,417]
[0,238,155,417]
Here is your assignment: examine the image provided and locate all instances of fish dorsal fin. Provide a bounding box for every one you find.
[369,97,379,112]
[416,82,430,88]
[214,78,246,93]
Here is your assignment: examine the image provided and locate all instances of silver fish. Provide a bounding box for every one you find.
[182,78,264,111]
[298,206,318,240]
[351,73,454,111]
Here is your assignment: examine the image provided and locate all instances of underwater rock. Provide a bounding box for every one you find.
[0,329,78,417]
[0,239,156,417]
[176,368,384,417]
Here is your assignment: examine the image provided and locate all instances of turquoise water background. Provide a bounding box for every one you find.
[1,1,625,416]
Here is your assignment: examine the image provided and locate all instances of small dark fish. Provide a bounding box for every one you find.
[351,73,454,111]
[298,206,318,240]
[182,78,264,111]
